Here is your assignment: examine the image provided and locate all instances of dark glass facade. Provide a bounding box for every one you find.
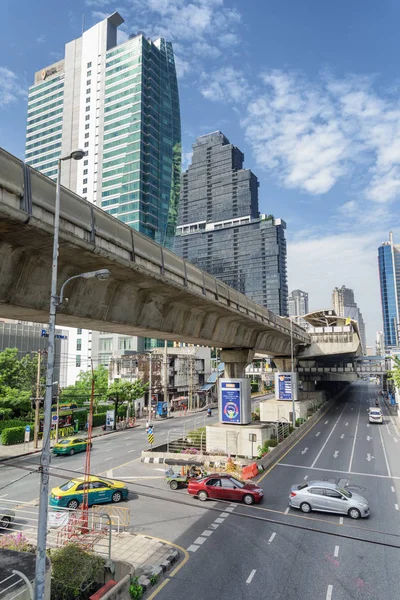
[378,242,399,348]
[174,132,288,316]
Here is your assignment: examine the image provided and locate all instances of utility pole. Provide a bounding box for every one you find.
[148,352,152,419]
[189,354,194,411]
[55,385,60,444]
[34,350,42,449]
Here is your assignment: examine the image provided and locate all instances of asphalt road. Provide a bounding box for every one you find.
[153,382,400,600]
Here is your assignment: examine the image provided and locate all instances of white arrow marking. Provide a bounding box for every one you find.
[366,454,375,462]
[316,432,321,437]
[340,434,344,439]
[304,475,308,480]
[366,436,372,441]
[301,447,308,455]
[345,422,349,426]
[333,451,339,458]
[324,421,329,425]
[366,423,370,428]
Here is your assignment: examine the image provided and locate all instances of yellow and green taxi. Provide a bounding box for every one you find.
[52,438,92,456]
[50,475,129,509]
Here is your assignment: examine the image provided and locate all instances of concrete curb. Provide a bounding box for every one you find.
[138,548,180,593]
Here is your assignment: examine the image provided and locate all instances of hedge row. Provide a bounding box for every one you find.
[1,426,34,446]
[92,413,107,427]
[0,419,29,434]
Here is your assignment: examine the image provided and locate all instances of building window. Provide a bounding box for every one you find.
[84,159,88,166]
[99,353,111,366]
[76,355,81,368]
[119,337,132,351]
[99,338,113,352]
[82,187,87,193]
[87,62,92,68]
[85,124,90,130]
[86,97,90,103]
[77,328,82,334]
[86,106,90,112]
[86,79,91,85]
[87,70,91,76]
[76,338,82,351]
[86,88,91,95]
[83,178,87,184]
[84,142,89,147]
[85,115,90,121]
[83,169,88,175]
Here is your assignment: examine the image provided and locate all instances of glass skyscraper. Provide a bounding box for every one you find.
[378,232,400,349]
[24,12,181,373]
[174,132,288,316]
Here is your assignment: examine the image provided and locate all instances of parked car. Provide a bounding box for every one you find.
[0,508,15,530]
[52,438,92,456]
[49,476,128,509]
[368,407,383,424]
[289,481,369,519]
[188,474,264,505]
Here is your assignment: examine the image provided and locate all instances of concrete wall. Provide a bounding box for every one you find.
[206,422,274,458]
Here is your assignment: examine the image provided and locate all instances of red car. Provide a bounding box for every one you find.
[188,474,264,505]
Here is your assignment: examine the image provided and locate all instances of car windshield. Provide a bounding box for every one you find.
[59,480,75,492]
[370,411,381,415]
[230,477,245,489]
[58,440,71,445]
[337,486,352,498]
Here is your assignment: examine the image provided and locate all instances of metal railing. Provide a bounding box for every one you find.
[0,571,33,600]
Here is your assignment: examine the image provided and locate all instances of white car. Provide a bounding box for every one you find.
[368,407,383,424]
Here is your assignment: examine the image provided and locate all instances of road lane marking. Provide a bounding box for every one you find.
[333,451,339,458]
[201,530,213,537]
[325,421,329,425]
[311,404,348,468]
[301,448,308,455]
[246,570,256,584]
[268,532,276,544]
[316,432,321,437]
[348,400,361,472]
[391,486,395,493]
[210,523,219,529]
[334,545,339,558]
[107,470,113,478]
[225,507,235,512]
[187,544,199,552]
[278,462,400,480]
[194,536,207,545]
[105,457,113,461]
[366,436,372,441]
[378,426,392,477]
[304,475,308,480]
[214,518,225,523]
[395,504,399,511]
[220,512,230,517]
[340,434,344,439]
[128,449,136,453]
[366,454,374,462]
[326,584,333,600]
[339,517,344,525]
[345,422,349,426]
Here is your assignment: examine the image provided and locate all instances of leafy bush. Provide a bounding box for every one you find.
[92,412,107,427]
[50,543,104,600]
[0,419,29,434]
[1,425,33,445]
[0,408,13,420]
[74,410,87,429]
[182,447,200,454]
[295,417,306,427]
[129,576,143,599]
[268,439,278,447]
[187,427,205,445]
[0,532,34,552]
[251,411,260,421]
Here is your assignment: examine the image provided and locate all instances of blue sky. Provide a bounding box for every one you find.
[2,0,400,345]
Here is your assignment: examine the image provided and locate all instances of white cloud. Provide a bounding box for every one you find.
[36,34,46,44]
[201,67,250,103]
[288,230,387,345]
[0,67,24,109]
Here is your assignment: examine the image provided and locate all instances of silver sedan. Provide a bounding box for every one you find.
[289,481,370,519]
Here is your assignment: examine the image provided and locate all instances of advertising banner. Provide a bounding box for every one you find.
[221,381,241,424]
[278,374,292,400]
[106,410,115,428]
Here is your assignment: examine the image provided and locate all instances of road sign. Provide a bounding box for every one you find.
[25,425,31,432]
[248,433,257,442]
[52,415,58,423]
[148,430,154,445]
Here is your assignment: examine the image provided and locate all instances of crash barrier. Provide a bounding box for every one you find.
[242,463,258,479]
[92,505,130,531]
[89,580,117,600]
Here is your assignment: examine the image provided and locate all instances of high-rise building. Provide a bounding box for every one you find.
[376,331,385,356]
[332,285,366,353]
[288,290,309,326]
[174,132,288,316]
[25,12,181,377]
[378,232,400,349]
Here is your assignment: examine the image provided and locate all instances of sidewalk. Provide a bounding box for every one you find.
[93,532,179,592]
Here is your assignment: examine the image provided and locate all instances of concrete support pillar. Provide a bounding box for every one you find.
[301,380,316,392]
[273,358,292,372]
[220,348,255,378]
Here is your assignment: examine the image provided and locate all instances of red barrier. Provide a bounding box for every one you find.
[89,581,117,600]
[242,463,258,479]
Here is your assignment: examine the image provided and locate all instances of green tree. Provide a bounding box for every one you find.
[388,356,400,390]
[61,365,109,410]
[107,379,148,430]
[0,349,44,419]
[0,348,21,389]
[50,543,104,600]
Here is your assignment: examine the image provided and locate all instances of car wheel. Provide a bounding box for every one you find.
[69,449,75,456]
[243,494,254,505]
[169,480,179,490]
[300,502,312,513]
[348,508,361,520]
[1,516,11,529]
[198,490,208,502]
[112,491,123,503]
[67,499,79,510]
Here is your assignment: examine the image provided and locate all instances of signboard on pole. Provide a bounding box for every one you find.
[24,425,30,443]
[147,427,154,446]
[275,372,299,401]
[221,381,241,424]
[106,410,115,429]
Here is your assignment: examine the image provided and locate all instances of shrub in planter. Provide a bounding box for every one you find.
[1,426,33,445]
[50,542,104,600]
[92,412,107,427]
[268,439,278,448]
[0,419,28,434]
[0,532,35,552]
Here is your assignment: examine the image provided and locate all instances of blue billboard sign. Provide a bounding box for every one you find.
[278,374,292,400]
[221,381,241,423]
[157,401,168,417]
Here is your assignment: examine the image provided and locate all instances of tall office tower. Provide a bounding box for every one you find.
[376,331,385,356]
[332,285,366,353]
[288,290,309,327]
[378,232,400,349]
[25,12,181,375]
[174,132,288,316]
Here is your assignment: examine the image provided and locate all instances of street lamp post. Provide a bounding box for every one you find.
[34,148,111,600]
[290,317,296,428]
[146,351,153,419]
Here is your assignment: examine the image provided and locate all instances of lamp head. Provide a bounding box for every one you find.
[70,149,85,161]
